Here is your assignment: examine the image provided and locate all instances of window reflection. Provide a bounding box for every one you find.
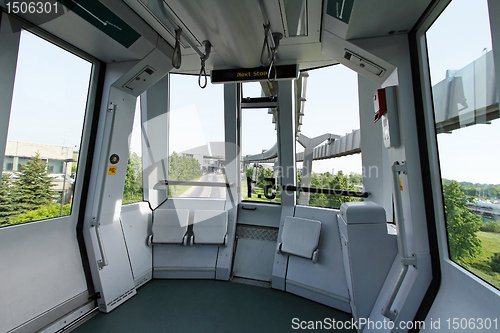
[427,0,500,289]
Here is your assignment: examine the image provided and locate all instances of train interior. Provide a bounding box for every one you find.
[1,0,500,332]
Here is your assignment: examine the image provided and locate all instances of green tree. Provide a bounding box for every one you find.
[12,152,57,213]
[328,171,359,208]
[0,173,18,225]
[349,172,363,185]
[129,152,142,182]
[169,152,202,181]
[123,152,143,204]
[257,167,273,188]
[443,181,482,265]
[306,171,360,209]
[124,156,137,194]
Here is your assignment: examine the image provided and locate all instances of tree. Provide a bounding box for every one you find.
[306,171,360,209]
[124,156,138,194]
[168,152,202,181]
[349,172,363,185]
[123,152,143,203]
[129,152,142,182]
[257,167,273,188]
[0,173,18,225]
[443,181,482,265]
[12,152,57,213]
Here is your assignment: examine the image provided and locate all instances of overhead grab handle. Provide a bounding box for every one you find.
[172,27,182,69]
[267,32,283,82]
[257,0,282,82]
[199,40,212,89]
[260,23,273,66]
[156,0,213,82]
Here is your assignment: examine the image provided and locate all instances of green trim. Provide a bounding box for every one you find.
[326,0,355,24]
[59,0,140,48]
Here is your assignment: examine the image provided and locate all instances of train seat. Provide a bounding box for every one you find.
[149,209,190,245]
[278,216,321,263]
[192,210,228,245]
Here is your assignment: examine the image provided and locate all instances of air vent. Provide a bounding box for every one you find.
[344,49,386,77]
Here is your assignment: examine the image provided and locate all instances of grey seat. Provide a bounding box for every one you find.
[192,210,228,245]
[149,209,190,245]
[277,216,321,263]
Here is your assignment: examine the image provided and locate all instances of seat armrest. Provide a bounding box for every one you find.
[312,249,319,264]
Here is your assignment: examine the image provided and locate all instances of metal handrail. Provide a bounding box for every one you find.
[155,180,234,188]
[381,161,416,321]
[91,218,108,269]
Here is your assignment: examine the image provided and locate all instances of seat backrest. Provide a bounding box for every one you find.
[192,210,228,244]
[281,216,321,259]
[152,209,189,244]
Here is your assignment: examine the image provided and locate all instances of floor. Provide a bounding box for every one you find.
[71,279,355,333]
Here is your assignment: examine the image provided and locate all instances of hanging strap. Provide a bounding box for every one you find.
[198,41,212,89]
[199,58,207,89]
[260,23,272,66]
[172,27,182,69]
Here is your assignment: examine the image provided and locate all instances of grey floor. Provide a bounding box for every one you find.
[71,279,355,333]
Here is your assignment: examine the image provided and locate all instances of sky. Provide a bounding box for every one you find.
[7,30,92,150]
[426,0,499,184]
[6,0,498,184]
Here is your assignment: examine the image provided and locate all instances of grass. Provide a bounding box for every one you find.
[122,192,144,205]
[468,231,500,289]
[241,178,281,204]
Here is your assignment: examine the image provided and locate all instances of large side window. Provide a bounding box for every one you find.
[0,30,92,227]
[168,74,225,199]
[427,0,500,289]
[295,65,363,209]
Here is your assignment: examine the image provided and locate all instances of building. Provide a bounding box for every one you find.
[3,141,77,201]
[179,142,225,173]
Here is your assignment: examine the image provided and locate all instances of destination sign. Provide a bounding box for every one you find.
[211,64,299,83]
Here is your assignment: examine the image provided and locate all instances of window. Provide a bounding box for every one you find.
[168,74,226,199]
[240,83,281,204]
[0,30,92,227]
[427,0,500,289]
[295,65,363,209]
[122,98,143,205]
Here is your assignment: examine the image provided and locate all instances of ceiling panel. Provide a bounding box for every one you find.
[345,0,432,39]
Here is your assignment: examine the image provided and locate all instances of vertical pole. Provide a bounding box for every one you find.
[216,82,240,280]
[277,80,296,207]
[272,80,295,290]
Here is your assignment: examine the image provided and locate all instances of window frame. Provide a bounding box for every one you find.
[414,0,500,293]
[0,16,102,226]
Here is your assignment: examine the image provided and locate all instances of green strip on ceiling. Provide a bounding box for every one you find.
[326,0,355,25]
[59,0,141,48]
